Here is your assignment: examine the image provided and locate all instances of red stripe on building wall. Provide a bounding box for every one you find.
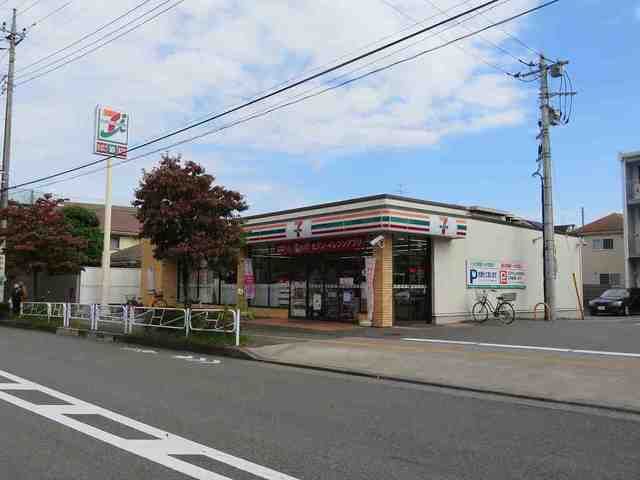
[248,234,287,242]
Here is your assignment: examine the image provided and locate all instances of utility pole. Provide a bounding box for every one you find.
[0,9,26,301]
[539,55,557,321]
[519,55,576,321]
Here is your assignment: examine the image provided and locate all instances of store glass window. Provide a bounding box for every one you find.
[248,245,292,308]
[392,234,431,323]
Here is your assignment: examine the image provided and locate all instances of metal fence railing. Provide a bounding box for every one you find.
[95,305,128,333]
[17,302,241,346]
[65,303,94,330]
[188,308,240,346]
[20,302,51,318]
[128,306,189,334]
[20,302,67,323]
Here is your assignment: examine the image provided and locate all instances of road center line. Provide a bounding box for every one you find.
[401,338,640,358]
[0,369,299,480]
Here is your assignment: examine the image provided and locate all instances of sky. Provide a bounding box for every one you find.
[1,0,637,225]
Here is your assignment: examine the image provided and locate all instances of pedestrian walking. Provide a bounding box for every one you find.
[11,283,23,316]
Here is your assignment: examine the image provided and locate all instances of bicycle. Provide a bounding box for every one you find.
[471,290,516,325]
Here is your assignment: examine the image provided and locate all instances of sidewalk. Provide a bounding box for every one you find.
[246,335,640,412]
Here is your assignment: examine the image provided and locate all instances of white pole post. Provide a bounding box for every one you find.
[100,157,113,307]
[235,309,240,347]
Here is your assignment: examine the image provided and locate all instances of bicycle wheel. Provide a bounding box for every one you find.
[472,302,490,323]
[496,302,516,325]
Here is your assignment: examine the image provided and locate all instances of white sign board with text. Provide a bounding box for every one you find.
[466,260,526,289]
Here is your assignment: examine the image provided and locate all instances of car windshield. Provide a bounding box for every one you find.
[602,289,627,299]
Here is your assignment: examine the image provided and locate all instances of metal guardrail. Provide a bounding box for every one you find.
[19,302,241,346]
[20,302,67,323]
[128,306,189,334]
[188,308,240,346]
[94,305,128,333]
[65,303,94,329]
[20,302,50,318]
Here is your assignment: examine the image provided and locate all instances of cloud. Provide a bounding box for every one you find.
[6,0,539,210]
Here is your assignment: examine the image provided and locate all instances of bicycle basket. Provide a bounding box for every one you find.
[475,291,488,301]
[499,292,517,302]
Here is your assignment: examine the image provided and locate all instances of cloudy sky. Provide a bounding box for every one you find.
[2,0,638,224]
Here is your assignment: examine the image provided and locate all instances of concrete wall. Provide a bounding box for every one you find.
[79,267,140,304]
[432,219,583,323]
[581,233,624,286]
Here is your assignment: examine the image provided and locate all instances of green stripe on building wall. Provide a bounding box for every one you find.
[246,228,286,237]
[312,216,384,230]
[313,215,430,231]
[388,216,430,227]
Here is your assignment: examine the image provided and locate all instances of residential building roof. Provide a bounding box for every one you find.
[67,202,141,236]
[110,244,142,268]
[574,213,623,236]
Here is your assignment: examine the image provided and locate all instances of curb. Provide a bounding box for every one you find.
[245,351,640,416]
[54,327,254,360]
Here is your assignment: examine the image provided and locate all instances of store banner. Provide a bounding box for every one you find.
[365,257,377,323]
[243,258,255,299]
[466,260,526,289]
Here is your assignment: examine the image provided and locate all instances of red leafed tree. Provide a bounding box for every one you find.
[0,195,88,294]
[133,154,248,303]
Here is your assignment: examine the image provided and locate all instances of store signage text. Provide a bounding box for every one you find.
[466,260,526,289]
[94,105,129,158]
[276,237,366,256]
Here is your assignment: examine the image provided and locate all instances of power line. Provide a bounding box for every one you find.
[9,0,563,193]
[6,0,508,189]
[15,0,184,85]
[26,1,71,30]
[17,0,46,15]
[378,0,519,77]
[16,0,155,74]
[420,0,529,64]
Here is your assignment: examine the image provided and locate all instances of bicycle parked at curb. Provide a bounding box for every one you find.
[471,290,516,325]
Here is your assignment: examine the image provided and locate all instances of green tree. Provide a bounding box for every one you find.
[62,205,103,266]
[0,195,88,297]
[133,154,248,303]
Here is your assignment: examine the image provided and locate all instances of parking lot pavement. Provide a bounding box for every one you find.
[376,316,640,353]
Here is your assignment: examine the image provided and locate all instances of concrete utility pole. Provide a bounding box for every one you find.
[539,55,556,321]
[0,9,26,301]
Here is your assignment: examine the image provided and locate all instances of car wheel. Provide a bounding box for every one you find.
[590,310,597,316]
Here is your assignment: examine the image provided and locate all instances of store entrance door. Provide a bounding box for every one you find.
[290,254,363,322]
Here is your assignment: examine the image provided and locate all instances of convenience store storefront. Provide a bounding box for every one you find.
[140,194,583,326]
[239,195,467,327]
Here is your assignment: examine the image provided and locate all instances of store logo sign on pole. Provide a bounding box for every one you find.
[94,106,129,158]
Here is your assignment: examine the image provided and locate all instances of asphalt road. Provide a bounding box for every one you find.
[1,327,640,479]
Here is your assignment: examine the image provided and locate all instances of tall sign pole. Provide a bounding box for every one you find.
[100,157,113,306]
[94,106,129,306]
[0,9,26,300]
[539,55,556,321]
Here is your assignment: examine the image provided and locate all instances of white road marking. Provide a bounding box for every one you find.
[121,347,158,354]
[0,369,299,480]
[172,355,222,365]
[402,338,640,358]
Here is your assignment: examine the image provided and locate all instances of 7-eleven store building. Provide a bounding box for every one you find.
[141,194,583,325]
